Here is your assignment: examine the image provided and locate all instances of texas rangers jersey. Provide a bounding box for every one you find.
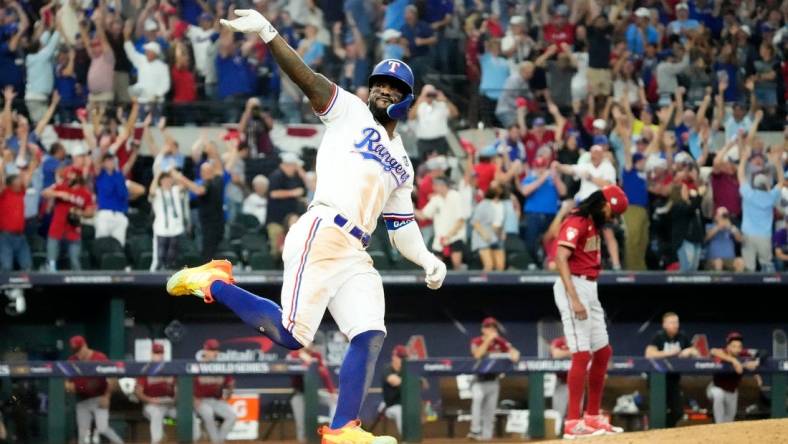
[311,84,416,234]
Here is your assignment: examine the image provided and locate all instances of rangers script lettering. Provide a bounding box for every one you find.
[353,127,411,186]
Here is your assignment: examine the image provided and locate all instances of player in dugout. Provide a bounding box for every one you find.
[193,339,237,443]
[468,317,520,441]
[136,343,200,443]
[708,332,761,423]
[67,335,124,444]
[644,312,699,427]
[287,343,338,443]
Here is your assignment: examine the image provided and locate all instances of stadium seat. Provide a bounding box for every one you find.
[239,234,268,261]
[227,223,246,240]
[248,251,274,270]
[32,252,47,270]
[127,211,152,228]
[368,249,392,269]
[507,251,534,270]
[214,250,239,263]
[135,251,153,270]
[177,252,203,268]
[216,240,235,254]
[80,250,92,270]
[504,236,527,253]
[466,251,483,270]
[368,223,390,252]
[29,235,46,253]
[99,252,127,270]
[92,237,124,264]
[81,224,95,240]
[179,238,200,256]
[126,235,153,265]
[237,214,261,230]
[392,257,421,270]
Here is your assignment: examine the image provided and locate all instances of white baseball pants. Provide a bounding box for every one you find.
[553,276,609,352]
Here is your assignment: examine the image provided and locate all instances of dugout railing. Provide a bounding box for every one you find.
[0,360,322,444]
[399,357,788,441]
[1,357,786,443]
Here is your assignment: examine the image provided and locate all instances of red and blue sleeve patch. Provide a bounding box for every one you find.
[382,213,415,230]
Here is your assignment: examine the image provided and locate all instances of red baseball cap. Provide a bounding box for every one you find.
[392,345,408,358]
[61,165,82,180]
[69,335,86,350]
[533,157,549,168]
[482,317,499,328]
[171,20,190,40]
[726,332,743,344]
[203,339,220,350]
[152,343,165,354]
[602,185,629,215]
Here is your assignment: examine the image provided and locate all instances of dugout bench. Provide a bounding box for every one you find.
[0,360,322,444]
[399,357,788,442]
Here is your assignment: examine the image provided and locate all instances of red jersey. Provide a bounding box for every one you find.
[416,175,434,227]
[137,376,175,398]
[713,349,752,392]
[171,66,197,103]
[557,213,602,278]
[68,351,109,399]
[0,188,25,233]
[470,336,512,355]
[473,162,497,193]
[465,35,481,83]
[523,131,555,167]
[48,183,94,241]
[543,235,558,268]
[551,337,569,383]
[193,375,233,399]
[543,23,575,47]
[115,144,133,178]
[287,350,336,393]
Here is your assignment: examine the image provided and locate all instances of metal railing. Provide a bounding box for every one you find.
[0,360,322,444]
[399,356,788,441]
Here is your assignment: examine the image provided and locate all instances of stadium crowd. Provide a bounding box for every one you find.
[0,0,787,273]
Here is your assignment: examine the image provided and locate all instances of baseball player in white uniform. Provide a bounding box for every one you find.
[166,8,447,444]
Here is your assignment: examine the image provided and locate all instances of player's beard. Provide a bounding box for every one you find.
[368,100,393,125]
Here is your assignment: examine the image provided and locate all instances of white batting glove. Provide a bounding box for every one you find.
[423,255,447,290]
[220,9,278,43]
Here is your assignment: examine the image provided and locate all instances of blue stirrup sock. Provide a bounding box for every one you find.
[209,281,303,350]
[331,330,385,428]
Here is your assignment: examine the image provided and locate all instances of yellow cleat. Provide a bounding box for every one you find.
[166,260,235,303]
[319,420,397,444]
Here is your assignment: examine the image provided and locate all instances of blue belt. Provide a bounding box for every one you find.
[333,215,371,248]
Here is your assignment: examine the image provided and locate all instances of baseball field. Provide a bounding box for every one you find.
[538,418,788,443]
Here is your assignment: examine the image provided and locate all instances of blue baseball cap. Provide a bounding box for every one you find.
[532,117,546,127]
[593,135,609,145]
[479,144,498,158]
[633,152,645,163]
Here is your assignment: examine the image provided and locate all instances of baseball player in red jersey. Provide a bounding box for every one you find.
[66,336,124,444]
[193,339,237,443]
[549,336,571,422]
[135,343,196,443]
[468,317,520,440]
[287,345,338,442]
[553,186,628,439]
